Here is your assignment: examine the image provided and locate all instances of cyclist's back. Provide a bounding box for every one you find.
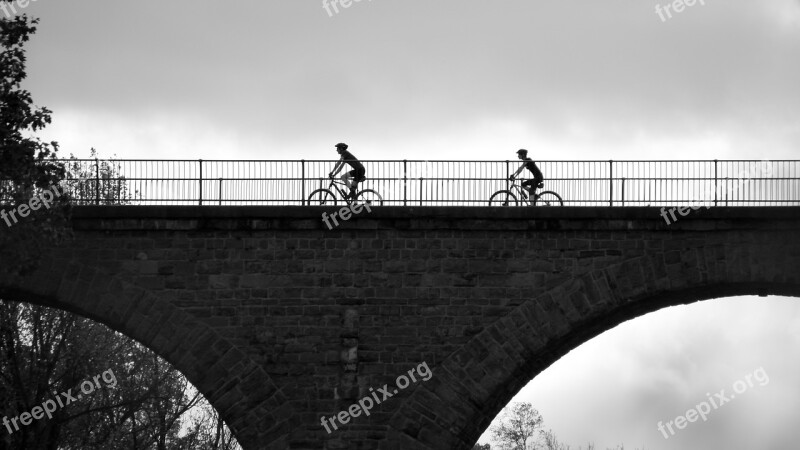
[522,157,543,184]
[339,148,364,173]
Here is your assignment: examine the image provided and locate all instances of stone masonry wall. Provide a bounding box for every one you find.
[0,206,798,449]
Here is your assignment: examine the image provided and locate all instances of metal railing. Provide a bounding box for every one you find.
[23,159,800,206]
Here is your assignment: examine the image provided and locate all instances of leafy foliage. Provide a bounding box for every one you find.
[490,402,543,450]
[0,5,239,449]
[62,148,140,205]
[0,300,241,449]
[484,403,645,450]
[0,7,70,276]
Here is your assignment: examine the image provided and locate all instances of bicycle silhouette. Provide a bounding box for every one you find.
[307,177,384,206]
[489,180,563,206]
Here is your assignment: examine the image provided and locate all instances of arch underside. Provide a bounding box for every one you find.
[389,266,800,449]
[0,264,281,449]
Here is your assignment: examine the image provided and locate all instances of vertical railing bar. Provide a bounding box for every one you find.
[419,161,423,207]
[403,159,408,206]
[714,159,718,207]
[505,160,510,193]
[198,159,203,205]
[609,160,613,207]
[301,159,306,206]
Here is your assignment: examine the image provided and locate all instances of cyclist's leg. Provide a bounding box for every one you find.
[353,168,366,194]
[340,172,354,198]
[340,171,353,189]
[521,179,534,196]
[533,174,544,195]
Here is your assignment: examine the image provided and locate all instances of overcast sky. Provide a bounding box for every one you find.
[12,1,800,449]
[478,296,800,449]
[18,0,800,162]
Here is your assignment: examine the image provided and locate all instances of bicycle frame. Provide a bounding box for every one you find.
[327,179,345,194]
[508,181,536,205]
[326,178,364,204]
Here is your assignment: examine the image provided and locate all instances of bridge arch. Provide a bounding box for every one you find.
[2,206,798,449]
[387,259,800,449]
[0,261,280,448]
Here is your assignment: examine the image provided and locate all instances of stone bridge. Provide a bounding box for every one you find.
[1,206,798,449]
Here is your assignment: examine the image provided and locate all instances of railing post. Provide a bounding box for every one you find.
[621,177,626,206]
[198,159,203,205]
[608,160,614,207]
[713,159,718,207]
[505,160,510,191]
[301,159,306,206]
[218,178,223,205]
[403,159,408,206]
[94,158,100,205]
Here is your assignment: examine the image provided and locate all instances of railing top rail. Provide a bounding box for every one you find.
[56,159,800,163]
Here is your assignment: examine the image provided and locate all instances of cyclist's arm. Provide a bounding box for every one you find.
[511,163,525,178]
[329,158,345,177]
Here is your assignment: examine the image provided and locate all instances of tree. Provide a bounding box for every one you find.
[1,149,235,448]
[62,148,140,205]
[1,6,237,448]
[490,402,544,450]
[179,392,241,450]
[486,403,645,450]
[540,429,572,450]
[0,5,70,276]
[0,300,242,449]
[472,444,492,450]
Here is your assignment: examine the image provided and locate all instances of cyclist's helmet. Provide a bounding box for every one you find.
[335,143,348,152]
[517,149,528,157]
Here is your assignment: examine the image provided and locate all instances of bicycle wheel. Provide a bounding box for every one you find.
[533,191,563,206]
[307,189,337,206]
[489,190,518,206]
[355,189,383,206]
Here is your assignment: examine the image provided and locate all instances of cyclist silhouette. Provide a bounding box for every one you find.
[328,143,366,200]
[509,149,543,197]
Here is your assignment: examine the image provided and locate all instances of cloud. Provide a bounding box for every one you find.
[481,297,800,450]
[22,1,800,160]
